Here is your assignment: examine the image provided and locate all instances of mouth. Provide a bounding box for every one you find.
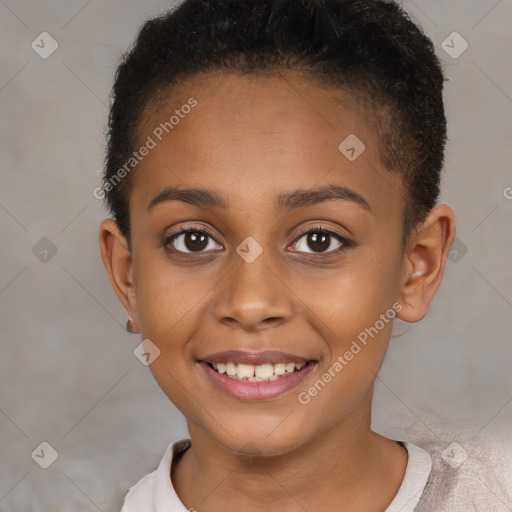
[197,351,317,401]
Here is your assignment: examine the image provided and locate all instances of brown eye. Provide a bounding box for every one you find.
[291,228,349,254]
[165,229,222,254]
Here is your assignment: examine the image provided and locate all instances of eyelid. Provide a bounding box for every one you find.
[165,222,218,239]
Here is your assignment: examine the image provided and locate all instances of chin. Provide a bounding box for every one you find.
[208,419,312,459]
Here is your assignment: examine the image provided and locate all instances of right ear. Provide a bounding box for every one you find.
[98,219,140,333]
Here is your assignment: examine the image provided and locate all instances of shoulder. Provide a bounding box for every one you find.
[412,435,512,511]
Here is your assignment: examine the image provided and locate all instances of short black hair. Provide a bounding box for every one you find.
[102,0,446,245]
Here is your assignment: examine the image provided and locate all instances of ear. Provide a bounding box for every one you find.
[98,219,140,333]
[397,205,456,323]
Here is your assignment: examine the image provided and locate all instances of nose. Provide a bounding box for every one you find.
[212,250,294,332]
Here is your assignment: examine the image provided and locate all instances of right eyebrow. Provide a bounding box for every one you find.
[147,186,228,211]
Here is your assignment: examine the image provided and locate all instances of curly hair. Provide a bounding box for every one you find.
[102,0,446,246]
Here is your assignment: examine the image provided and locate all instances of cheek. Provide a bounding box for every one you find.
[132,248,215,338]
[295,274,400,420]
[294,249,403,388]
[131,254,219,407]
[297,255,402,336]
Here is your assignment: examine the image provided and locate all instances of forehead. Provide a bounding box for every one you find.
[131,69,404,217]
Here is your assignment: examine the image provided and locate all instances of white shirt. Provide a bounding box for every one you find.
[121,438,433,512]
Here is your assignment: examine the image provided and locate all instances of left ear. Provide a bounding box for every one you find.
[397,205,456,323]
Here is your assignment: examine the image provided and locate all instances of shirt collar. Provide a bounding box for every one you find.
[154,438,192,512]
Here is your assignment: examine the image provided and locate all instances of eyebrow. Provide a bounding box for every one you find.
[147,183,372,214]
[148,186,228,211]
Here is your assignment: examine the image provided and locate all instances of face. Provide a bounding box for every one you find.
[122,70,409,455]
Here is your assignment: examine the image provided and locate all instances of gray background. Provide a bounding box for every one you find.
[1,1,511,510]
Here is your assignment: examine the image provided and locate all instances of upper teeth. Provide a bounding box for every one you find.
[212,362,306,381]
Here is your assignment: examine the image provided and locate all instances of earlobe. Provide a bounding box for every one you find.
[98,219,140,333]
[397,205,456,323]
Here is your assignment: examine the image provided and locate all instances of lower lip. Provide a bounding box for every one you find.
[198,361,316,401]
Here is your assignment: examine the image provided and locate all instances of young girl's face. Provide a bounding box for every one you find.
[124,70,408,455]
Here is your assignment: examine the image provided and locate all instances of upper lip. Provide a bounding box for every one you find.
[200,350,313,365]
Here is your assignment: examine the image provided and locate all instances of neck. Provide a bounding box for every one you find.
[172,390,407,512]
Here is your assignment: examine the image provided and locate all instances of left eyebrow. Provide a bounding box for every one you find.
[147,183,372,214]
[276,184,373,214]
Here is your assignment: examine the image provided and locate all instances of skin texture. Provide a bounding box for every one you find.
[99,69,456,511]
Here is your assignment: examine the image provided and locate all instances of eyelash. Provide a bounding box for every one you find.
[292,226,352,254]
[163,224,352,257]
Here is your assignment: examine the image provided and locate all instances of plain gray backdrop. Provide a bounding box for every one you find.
[1,1,511,510]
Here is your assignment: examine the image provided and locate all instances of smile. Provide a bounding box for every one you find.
[198,351,317,401]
